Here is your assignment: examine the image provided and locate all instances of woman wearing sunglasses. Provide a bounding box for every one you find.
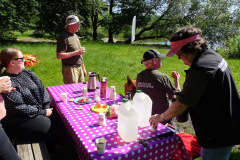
[0,48,53,143]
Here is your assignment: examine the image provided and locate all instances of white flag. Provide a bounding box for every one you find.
[131,16,136,43]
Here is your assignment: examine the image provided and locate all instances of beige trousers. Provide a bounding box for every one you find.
[62,65,85,84]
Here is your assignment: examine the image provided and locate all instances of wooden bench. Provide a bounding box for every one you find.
[16,139,50,160]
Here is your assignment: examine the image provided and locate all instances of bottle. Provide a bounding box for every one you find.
[95,87,100,97]
[95,87,100,102]
[118,98,138,142]
[126,92,131,100]
[82,82,88,98]
[133,90,152,127]
[109,86,116,100]
[100,77,108,98]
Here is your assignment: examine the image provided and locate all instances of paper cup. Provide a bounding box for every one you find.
[109,86,116,100]
[60,93,68,102]
[0,76,10,81]
[96,137,107,154]
[98,112,106,126]
[151,122,158,132]
[95,96,100,102]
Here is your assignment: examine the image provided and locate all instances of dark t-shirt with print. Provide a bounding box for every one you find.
[136,69,176,115]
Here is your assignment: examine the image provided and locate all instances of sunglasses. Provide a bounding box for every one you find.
[13,57,24,62]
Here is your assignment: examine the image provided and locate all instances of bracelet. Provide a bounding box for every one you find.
[160,113,167,122]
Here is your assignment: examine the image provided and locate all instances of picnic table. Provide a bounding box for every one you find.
[47,82,190,160]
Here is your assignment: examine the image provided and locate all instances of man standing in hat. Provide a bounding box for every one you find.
[136,49,180,117]
[56,15,87,84]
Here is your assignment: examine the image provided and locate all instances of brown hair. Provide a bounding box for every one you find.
[0,48,20,74]
[169,27,208,54]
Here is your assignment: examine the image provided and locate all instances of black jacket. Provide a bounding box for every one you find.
[188,47,240,148]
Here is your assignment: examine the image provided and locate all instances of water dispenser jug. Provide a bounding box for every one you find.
[117,98,138,142]
[133,90,152,127]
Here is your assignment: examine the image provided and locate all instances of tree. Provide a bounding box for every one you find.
[35,0,89,39]
[87,0,108,41]
[104,0,239,47]
[190,0,240,47]
[107,0,114,43]
[0,0,37,41]
[105,0,155,43]
[126,0,239,46]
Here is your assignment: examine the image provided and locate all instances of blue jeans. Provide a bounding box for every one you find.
[201,146,234,160]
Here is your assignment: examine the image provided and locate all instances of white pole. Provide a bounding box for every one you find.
[131,16,136,43]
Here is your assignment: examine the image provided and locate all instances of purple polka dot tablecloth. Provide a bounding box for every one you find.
[47,82,190,160]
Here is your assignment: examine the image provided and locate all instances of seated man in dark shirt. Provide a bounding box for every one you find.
[136,49,180,116]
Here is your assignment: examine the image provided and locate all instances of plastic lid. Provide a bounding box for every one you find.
[136,90,142,93]
[96,87,99,89]
[122,98,128,103]
[83,82,86,84]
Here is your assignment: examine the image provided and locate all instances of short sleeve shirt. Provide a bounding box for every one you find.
[136,69,176,115]
[178,69,210,107]
[57,31,83,66]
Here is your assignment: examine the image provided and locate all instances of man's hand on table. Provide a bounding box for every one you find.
[46,108,53,117]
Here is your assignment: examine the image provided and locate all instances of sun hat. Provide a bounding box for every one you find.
[64,15,83,29]
[141,49,166,64]
[166,34,200,57]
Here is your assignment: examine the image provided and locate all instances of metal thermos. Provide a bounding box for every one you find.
[87,72,100,92]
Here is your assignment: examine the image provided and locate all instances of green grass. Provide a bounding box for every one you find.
[1,41,240,96]
[0,42,191,95]
[13,30,53,40]
[1,41,240,160]
[13,30,35,39]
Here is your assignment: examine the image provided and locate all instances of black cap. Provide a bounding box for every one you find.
[141,49,166,64]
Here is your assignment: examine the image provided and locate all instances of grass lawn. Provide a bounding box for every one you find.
[1,40,240,159]
[1,41,240,95]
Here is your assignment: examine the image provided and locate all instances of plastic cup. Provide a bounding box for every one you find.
[82,87,88,97]
[96,137,107,154]
[60,93,68,102]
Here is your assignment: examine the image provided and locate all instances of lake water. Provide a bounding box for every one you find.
[132,38,170,46]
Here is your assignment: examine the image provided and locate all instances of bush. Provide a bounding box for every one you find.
[218,33,240,59]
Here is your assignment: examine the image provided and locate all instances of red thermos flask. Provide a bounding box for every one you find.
[100,77,108,98]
